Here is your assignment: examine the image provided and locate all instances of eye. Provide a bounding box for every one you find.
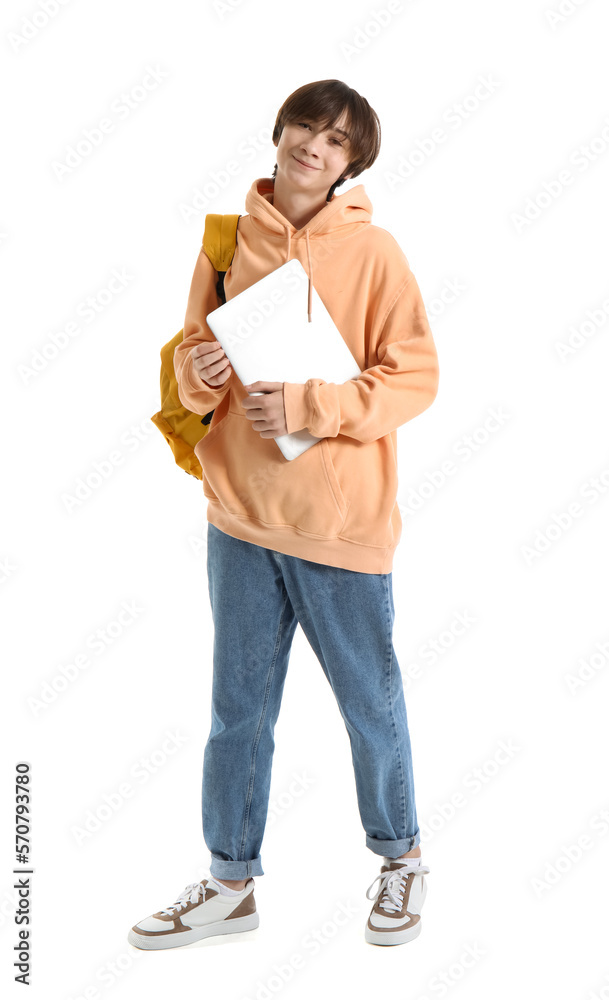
[297,122,311,129]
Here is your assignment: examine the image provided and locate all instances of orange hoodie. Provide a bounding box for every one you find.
[173,177,439,574]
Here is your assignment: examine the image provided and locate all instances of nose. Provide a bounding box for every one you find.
[300,134,319,158]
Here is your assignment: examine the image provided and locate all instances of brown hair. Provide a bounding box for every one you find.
[271,79,381,200]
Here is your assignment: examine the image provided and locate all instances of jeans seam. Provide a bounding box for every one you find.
[238,589,290,860]
[384,574,408,840]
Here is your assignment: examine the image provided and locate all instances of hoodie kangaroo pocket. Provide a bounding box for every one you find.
[323,434,398,548]
[194,411,350,538]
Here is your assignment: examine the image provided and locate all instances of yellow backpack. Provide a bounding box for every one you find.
[151,213,240,480]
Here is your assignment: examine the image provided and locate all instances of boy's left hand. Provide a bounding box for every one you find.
[241,382,288,438]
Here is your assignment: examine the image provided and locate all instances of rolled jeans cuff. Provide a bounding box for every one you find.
[209,853,265,879]
[366,832,420,858]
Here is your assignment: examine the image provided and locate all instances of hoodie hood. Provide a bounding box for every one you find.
[245,177,373,321]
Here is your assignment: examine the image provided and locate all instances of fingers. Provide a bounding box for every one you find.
[192,339,224,356]
[190,340,232,386]
[191,340,227,365]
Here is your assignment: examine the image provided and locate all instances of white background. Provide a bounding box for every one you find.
[3,0,609,996]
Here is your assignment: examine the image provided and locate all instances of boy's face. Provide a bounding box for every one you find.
[274,110,353,197]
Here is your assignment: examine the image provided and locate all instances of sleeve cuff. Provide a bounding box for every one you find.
[283,382,310,434]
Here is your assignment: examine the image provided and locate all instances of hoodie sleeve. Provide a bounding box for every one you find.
[282,272,439,444]
[173,248,234,415]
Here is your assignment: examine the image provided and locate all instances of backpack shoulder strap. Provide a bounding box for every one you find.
[202,214,240,271]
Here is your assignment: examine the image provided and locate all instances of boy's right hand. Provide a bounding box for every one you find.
[190,340,233,387]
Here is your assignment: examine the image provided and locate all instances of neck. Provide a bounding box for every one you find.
[270,175,333,231]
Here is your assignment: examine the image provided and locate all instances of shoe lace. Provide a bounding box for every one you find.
[365,864,430,913]
[159,881,206,916]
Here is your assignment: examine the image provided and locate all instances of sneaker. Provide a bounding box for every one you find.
[128,876,259,950]
[365,861,430,946]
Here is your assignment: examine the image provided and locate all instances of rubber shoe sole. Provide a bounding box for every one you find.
[128,911,259,950]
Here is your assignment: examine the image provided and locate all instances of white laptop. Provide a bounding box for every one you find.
[206,258,362,461]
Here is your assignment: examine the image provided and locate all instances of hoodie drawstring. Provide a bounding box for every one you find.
[305,229,313,323]
[283,223,313,323]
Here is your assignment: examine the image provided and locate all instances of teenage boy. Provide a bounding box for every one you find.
[129,79,439,950]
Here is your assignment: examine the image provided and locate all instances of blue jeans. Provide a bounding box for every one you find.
[203,522,421,880]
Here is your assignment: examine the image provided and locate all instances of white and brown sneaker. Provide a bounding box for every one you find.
[365,860,430,946]
[128,877,259,950]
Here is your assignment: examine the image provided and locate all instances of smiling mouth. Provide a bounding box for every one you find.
[294,156,319,170]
